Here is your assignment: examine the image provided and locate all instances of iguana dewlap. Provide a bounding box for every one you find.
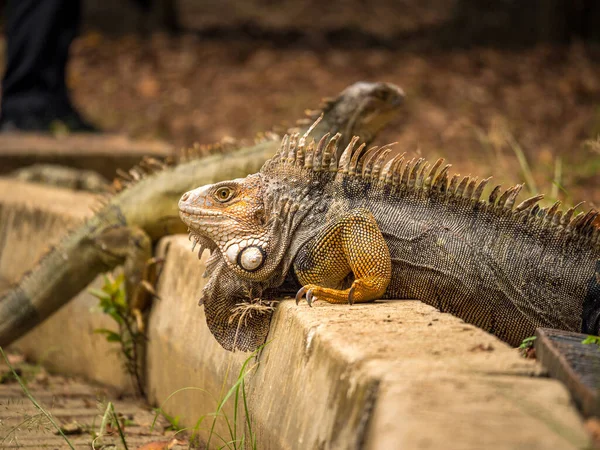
[180,124,600,352]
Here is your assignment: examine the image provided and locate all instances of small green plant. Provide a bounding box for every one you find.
[152,344,267,450]
[89,273,145,396]
[91,401,130,450]
[159,409,184,432]
[582,335,600,348]
[519,336,537,357]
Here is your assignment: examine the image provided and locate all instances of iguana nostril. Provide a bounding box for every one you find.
[181,192,190,202]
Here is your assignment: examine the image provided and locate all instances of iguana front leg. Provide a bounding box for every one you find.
[294,208,391,305]
[92,226,159,315]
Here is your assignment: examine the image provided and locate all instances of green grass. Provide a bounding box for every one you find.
[0,347,76,449]
[151,344,266,450]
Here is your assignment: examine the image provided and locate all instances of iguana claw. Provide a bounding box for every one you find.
[348,286,355,305]
[295,286,314,307]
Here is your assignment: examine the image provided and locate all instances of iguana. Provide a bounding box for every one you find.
[0,81,405,347]
[180,120,600,352]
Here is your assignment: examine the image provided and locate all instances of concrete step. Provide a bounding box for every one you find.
[0,133,172,180]
[0,179,135,392]
[0,178,593,449]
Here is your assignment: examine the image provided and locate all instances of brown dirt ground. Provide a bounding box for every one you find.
[5,32,600,205]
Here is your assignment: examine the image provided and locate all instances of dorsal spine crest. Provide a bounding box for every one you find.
[263,132,599,245]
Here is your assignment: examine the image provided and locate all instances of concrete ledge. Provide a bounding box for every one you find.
[0,179,135,392]
[149,236,590,449]
[0,133,173,179]
[0,180,592,448]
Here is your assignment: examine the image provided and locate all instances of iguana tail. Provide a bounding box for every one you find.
[0,218,117,346]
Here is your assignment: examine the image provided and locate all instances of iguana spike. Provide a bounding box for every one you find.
[131,166,147,180]
[371,149,393,181]
[301,114,322,146]
[366,143,396,180]
[338,136,359,174]
[505,185,523,210]
[472,177,491,201]
[579,210,599,231]
[496,185,517,209]
[448,174,460,195]
[424,158,444,189]
[488,185,502,205]
[416,162,430,188]
[400,157,415,186]
[357,146,379,176]
[313,133,330,172]
[116,168,133,182]
[348,143,367,176]
[431,164,451,192]
[552,210,563,226]
[304,140,315,169]
[277,134,289,163]
[408,158,425,189]
[561,202,584,227]
[322,133,341,169]
[546,201,561,223]
[455,176,470,198]
[593,227,600,245]
[380,153,396,183]
[390,154,406,186]
[328,151,339,172]
[569,211,586,230]
[296,139,306,167]
[362,146,390,178]
[381,152,405,184]
[141,156,166,171]
[287,134,298,165]
[464,178,478,199]
[515,194,544,213]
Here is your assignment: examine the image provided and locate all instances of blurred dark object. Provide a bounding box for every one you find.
[0,0,167,134]
[0,0,98,132]
[452,0,600,47]
[169,0,600,48]
[83,0,178,35]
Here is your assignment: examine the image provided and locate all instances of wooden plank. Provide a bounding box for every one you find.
[535,328,600,417]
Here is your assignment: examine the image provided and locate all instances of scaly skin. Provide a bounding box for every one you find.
[0,81,405,347]
[181,128,600,352]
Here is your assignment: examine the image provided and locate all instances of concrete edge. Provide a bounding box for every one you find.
[0,133,173,179]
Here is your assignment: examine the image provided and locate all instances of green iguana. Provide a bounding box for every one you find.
[0,81,406,347]
[179,119,600,352]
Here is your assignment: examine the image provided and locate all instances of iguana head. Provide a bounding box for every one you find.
[305,81,405,148]
[179,173,270,276]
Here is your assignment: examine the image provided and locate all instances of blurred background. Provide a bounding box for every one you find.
[1,0,600,204]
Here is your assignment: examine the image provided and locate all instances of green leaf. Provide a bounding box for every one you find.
[94,329,122,342]
[88,288,110,301]
[582,335,600,346]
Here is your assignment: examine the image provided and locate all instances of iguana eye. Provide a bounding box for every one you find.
[215,187,234,202]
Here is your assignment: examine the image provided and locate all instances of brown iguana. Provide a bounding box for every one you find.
[179,120,600,352]
[0,81,405,347]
